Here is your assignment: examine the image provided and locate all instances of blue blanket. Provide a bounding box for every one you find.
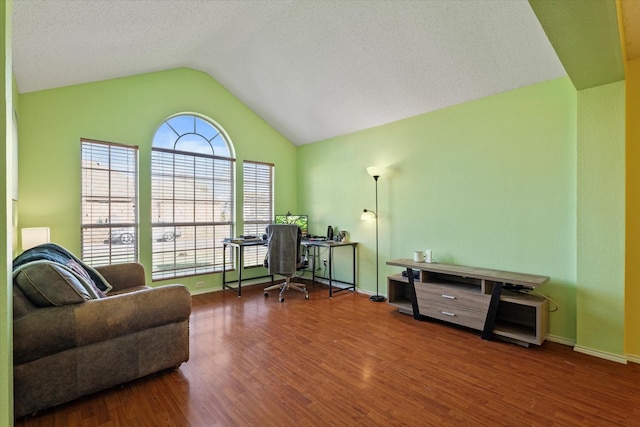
[13,243,112,293]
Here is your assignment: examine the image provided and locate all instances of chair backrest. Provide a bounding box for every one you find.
[266,224,302,276]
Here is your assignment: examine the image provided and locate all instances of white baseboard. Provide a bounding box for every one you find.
[356,288,375,296]
[626,353,640,364]
[189,287,221,296]
[546,334,575,347]
[188,277,272,296]
[573,345,627,364]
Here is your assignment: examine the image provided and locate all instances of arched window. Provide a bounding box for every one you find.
[151,114,235,280]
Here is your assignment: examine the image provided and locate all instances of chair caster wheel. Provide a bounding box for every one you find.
[279,297,285,302]
[305,293,309,300]
[264,292,269,297]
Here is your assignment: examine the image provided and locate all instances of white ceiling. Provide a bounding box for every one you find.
[12,0,566,145]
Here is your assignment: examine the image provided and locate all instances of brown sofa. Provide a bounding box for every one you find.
[12,261,191,418]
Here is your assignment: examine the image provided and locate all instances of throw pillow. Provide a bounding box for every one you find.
[14,261,99,307]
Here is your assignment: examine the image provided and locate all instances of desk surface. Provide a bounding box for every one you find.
[223,239,357,248]
[223,239,265,247]
[301,240,357,247]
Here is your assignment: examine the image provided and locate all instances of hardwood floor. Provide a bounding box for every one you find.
[15,282,640,426]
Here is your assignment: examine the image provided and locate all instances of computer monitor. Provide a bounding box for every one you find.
[274,214,308,237]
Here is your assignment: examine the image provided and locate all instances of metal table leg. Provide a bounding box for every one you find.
[328,245,333,298]
[237,245,243,297]
[222,243,227,290]
[311,245,317,285]
[351,244,356,291]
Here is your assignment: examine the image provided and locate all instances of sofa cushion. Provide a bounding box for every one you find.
[14,261,100,307]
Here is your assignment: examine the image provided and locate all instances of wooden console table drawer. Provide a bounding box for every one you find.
[420,302,488,330]
[414,282,490,312]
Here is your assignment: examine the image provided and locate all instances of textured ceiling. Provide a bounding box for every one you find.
[12,0,567,145]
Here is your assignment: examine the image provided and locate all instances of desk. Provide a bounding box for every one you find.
[222,239,270,296]
[301,240,358,298]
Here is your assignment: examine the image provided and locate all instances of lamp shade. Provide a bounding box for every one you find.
[361,209,376,221]
[366,166,386,178]
[21,227,50,250]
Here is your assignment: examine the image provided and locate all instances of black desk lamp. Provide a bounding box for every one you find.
[362,166,386,302]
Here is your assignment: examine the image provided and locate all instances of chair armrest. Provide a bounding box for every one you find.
[13,284,191,365]
[95,262,146,292]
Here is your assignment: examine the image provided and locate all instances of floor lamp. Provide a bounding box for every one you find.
[362,166,386,302]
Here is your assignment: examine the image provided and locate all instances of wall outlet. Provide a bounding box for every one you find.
[196,281,205,288]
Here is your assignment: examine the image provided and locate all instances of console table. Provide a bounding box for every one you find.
[386,259,550,346]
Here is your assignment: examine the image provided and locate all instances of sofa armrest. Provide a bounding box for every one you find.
[95,262,146,292]
[14,284,191,365]
[75,284,191,345]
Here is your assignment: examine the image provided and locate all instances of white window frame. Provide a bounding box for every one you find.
[81,139,139,266]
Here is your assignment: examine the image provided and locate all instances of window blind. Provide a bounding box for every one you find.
[151,148,235,280]
[243,161,274,267]
[81,139,138,266]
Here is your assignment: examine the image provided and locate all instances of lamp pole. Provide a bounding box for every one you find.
[370,174,385,302]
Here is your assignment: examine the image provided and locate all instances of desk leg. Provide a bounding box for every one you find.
[237,245,243,297]
[351,244,356,291]
[311,246,317,285]
[223,244,227,290]
[328,246,334,298]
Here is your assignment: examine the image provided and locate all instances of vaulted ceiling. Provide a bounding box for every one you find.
[11,0,634,146]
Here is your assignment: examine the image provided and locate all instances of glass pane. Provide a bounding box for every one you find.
[195,117,219,141]
[175,134,213,155]
[153,122,179,149]
[166,115,195,137]
[211,133,230,157]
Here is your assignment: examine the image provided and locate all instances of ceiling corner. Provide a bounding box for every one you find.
[529,0,624,90]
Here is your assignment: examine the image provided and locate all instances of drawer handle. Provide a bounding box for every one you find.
[441,294,455,299]
[441,311,456,317]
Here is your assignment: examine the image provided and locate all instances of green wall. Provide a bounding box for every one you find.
[576,81,625,357]
[17,67,298,291]
[298,77,578,341]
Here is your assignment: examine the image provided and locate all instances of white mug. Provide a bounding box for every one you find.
[425,249,432,263]
[413,251,425,262]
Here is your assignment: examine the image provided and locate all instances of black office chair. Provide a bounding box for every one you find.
[263,224,309,302]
